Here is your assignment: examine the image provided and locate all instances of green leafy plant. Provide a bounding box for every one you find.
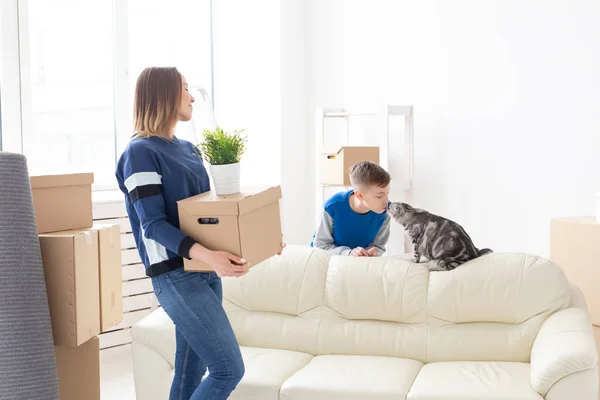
[194,126,248,165]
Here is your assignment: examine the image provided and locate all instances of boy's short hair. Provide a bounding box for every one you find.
[349,160,390,189]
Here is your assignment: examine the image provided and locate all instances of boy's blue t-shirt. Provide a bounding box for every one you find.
[311,189,389,250]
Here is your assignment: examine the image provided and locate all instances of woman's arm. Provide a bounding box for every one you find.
[120,150,196,259]
[117,144,248,276]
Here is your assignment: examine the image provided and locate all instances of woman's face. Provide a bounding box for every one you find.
[178,74,195,121]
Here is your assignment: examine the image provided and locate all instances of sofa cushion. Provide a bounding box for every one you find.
[407,361,543,399]
[231,346,313,400]
[223,246,329,355]
[318,255,429,361]
[426,253,571,362]
[279,355,423,400]
[131,305,314,400]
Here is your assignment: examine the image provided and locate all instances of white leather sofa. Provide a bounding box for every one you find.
[131,245,599,399]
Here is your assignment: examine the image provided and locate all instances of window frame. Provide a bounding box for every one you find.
[0,0,215,192]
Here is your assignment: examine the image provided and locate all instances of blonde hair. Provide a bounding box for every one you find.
[132,67,182,139]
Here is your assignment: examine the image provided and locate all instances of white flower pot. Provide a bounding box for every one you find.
[210,162,241,195]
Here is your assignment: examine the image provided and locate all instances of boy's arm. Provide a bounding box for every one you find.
[367,214,391,256]
[313,209,352,256]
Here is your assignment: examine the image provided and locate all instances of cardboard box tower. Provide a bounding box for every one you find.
[30,172,123,400]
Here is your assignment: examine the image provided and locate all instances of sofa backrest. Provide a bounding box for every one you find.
[222,246,328,354]
[222,246,572,363]
[317,254,429,361]
[425,252,571,362]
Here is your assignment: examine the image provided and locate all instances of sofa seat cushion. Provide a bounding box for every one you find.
[407,361,543,399]
[279,355,423,400]
[231,346,313,400]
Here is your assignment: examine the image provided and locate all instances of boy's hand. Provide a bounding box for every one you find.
[367,247,379,257]
[350,247,369,257]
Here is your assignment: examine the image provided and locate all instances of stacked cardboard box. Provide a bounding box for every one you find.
[178,185,284,271]
[550,216,600,399]
[31,173,123,400]
[319,146,380,186]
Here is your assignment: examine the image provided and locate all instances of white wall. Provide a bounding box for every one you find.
[281,0,600,257]
[280,0,315,245]
[211,0,281,186]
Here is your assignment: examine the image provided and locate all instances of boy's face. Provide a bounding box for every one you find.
[356,184,390,213]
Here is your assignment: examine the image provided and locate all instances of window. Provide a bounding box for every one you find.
[22,0,115,185]
[126,0,213,148]
[0,0,213,189]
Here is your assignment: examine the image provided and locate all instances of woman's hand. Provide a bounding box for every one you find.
[277,242,286,255]
[189,243,249,277]
[206,251,249,277]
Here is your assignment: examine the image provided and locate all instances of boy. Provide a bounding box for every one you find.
[311,160,391,256]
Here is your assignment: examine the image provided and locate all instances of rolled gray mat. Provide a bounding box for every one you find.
[0,152,59,399]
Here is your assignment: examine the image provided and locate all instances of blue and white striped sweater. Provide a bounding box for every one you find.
[115,135,210,276]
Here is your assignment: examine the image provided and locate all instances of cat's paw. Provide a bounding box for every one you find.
[428,265,447,272]
[428,261,450,272]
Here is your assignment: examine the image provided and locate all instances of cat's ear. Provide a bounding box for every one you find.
[403,203,414,211]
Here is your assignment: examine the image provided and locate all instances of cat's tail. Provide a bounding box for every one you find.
[478,248,493,256]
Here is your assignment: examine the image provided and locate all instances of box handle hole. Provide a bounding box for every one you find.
[198,217,220,225]
[327,155,336,159]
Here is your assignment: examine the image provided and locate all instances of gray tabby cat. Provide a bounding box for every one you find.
[388,202,492,271]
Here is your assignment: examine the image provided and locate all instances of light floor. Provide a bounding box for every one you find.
[101,344,136,400]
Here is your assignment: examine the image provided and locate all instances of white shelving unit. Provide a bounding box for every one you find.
[314,104,415,255]
[92,190,159,350]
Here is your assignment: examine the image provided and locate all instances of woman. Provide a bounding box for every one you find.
[116,67,247,400]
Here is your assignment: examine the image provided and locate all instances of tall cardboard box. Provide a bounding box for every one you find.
[319,146,379,186]
[596,192,600,223]
[30,172,94,233]
[550,216,600,399]
[39,228,101,347]
[550,216,600,325]
[55,336,100,400]
[178,186,283,271]
[92,224,123,331]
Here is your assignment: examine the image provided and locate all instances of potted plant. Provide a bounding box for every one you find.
[195,126,248,195]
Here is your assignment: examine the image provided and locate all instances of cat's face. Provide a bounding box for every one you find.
[388,202,415,224]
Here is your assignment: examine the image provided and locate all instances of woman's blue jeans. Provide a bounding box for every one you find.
[151,267,244,400]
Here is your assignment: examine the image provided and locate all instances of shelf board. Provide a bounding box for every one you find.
[319,179,412,191]
[322,105,413,118]
[323,112,380,118]
[387,105,413,117]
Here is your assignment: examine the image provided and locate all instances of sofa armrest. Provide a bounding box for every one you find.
[530,307,598,396]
